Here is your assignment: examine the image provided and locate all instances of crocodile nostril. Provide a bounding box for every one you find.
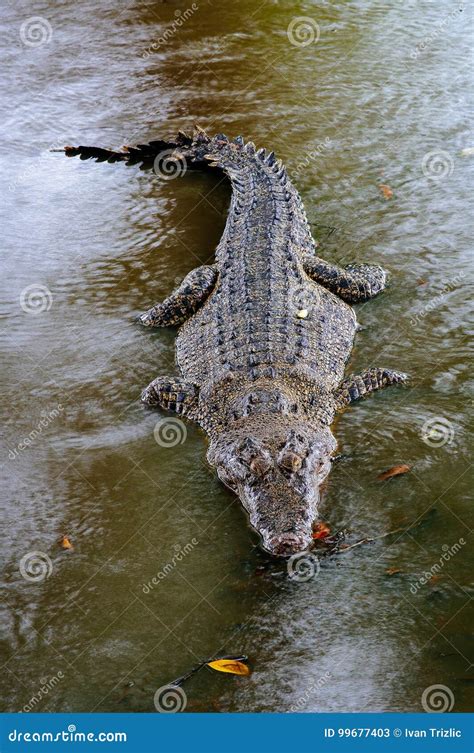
[279,451,303,473]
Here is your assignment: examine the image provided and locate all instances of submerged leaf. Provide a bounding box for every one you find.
[378,183,393,200]
[59,535,74,550]
[207,659,250,676]
[385,567,402,576]
[377,464,411,481]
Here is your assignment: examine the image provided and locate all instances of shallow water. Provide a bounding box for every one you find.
[0,0,472,713]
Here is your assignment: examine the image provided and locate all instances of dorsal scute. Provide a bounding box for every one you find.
[192,124,210,144]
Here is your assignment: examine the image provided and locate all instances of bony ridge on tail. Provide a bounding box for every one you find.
[58,127,408,557]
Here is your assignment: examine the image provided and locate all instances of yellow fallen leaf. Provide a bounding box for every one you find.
[207,659,250,676]
[59,535,74,550]
[378,184,393,200]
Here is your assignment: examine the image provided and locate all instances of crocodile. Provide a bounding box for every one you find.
[60,127,407,557]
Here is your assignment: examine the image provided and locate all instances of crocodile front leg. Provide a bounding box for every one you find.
[334,368,408,409]
[138,264,217,327]
[141,376,198,416]
[303,255,387,303]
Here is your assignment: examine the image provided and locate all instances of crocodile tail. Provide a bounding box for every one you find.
[54,127,214,172]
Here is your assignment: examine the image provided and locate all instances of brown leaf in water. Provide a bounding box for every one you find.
[416,278,428,286]
[59,535,73,550]
[385,567,402,576]
[377,464,411,481]
[312,522,331,540]
[207,659,250,676]
[378,184,393,200]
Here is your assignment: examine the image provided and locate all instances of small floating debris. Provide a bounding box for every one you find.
[378,184,393,200]
[296,308,309,319]
[460,147,474,156]
[377,464,411,481]
[385,567,402,576]
[59,535,74,550]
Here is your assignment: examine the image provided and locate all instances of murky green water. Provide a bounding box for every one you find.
[1,0,472,713]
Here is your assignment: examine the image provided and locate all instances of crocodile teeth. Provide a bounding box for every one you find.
[244,141,256,155]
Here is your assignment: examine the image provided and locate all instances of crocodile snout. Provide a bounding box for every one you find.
[265,531,310,557]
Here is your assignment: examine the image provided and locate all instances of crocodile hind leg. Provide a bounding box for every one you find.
[334,368,408,409]
[302,255,387,303]
[141,376,198,416]
[138,264,217,327]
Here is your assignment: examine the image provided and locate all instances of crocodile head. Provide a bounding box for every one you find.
[208,420,336,556]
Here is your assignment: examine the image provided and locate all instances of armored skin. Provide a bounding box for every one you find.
[61,129,407,556]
